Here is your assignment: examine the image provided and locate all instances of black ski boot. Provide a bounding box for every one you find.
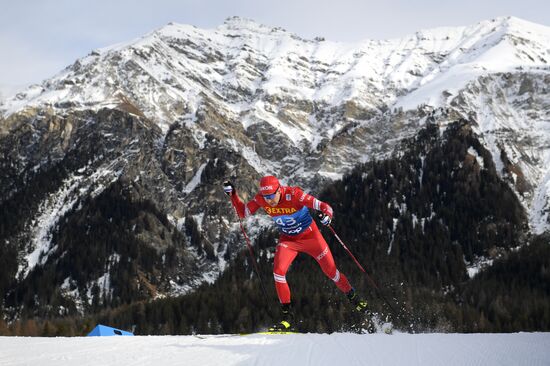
[346,288,376,333]
[347,288,369,313]
[268,303,296,332]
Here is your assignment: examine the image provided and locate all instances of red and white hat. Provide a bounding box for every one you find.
[259,175,280,195]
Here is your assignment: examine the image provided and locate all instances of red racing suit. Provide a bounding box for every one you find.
[230,185,352,304]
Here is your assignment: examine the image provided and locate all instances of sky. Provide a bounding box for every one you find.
[0,0,549,95]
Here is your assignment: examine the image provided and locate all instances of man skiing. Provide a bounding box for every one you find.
[223,175,368,331]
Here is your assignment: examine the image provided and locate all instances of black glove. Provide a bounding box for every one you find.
[223,181,235,196]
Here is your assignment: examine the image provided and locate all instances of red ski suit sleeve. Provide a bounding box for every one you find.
[229,192,261,218]
[291,187,334,219]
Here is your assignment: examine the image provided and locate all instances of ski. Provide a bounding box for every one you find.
[193,331,300,339]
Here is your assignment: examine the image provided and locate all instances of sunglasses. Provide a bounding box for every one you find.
[262,186,279,200]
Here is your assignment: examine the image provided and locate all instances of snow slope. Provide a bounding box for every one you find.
[1,333,549,366]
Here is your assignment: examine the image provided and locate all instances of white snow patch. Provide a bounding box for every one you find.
[17,174,84,278]
[531,172,550,234]
[183,162,207,194]
[317,171,344,180]
[388,218,398,255]
[86,272,112,305]
[465,256,495,278]
[467,147,485,169]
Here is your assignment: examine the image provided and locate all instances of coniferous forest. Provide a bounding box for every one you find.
[1,120,549,336]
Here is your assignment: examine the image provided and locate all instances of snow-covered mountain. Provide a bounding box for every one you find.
[0,16,549,317]
[2,16,549,228]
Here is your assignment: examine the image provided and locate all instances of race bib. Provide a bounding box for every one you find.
[272,207,312,235]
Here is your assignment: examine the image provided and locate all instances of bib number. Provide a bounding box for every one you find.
[276,217,297,227]
[272,207,312,236]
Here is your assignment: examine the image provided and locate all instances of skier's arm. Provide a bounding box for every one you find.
[223,181,260,218]
[231,194,261,219]
[293,187,333,224]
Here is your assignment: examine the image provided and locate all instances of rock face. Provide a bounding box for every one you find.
[0,16,549,318]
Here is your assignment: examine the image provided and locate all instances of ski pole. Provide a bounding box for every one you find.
[327,224,400,317]
[327,225,367,273]
[228,198,271,302]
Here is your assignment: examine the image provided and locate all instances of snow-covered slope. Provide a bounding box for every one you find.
[1,333,549,366]
[395,17,550,110]
[3,17,548,130]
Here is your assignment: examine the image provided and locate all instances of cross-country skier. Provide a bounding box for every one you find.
[223,175,368,331]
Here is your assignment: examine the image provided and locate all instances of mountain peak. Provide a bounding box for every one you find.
[222,16,273,29]
[218,16,292,37]
[495,15,547,29]
[480,16,550,40]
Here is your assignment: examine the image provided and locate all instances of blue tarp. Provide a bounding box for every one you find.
[87,324,134,337]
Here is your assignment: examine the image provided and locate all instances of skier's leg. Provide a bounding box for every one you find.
[316,246,353,293]
[314,244,369,312]
[270,243,299,331]
[304,230,353,293]
[273,242,298,304]
[306,231,373,332]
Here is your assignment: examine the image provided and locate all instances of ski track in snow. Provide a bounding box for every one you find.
[1,333,549,366]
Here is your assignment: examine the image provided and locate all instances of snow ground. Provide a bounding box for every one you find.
[1,332,549,366]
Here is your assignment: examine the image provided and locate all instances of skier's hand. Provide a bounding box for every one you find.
[223,180,235,196]
[318,203,333,226]
[318,213,332,226]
